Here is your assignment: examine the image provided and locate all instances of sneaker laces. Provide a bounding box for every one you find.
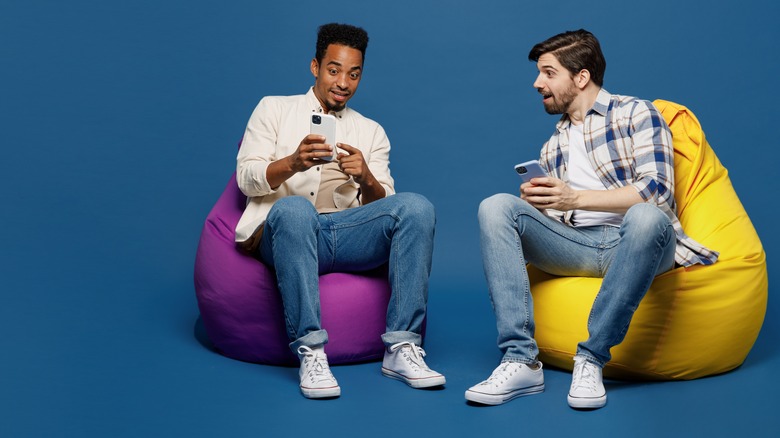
[389,342,429,371]
[297,346,335,383]
[571,358,598,392]
[482,362,518,387]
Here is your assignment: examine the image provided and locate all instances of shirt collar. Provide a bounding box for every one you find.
[556,88,612,132]
[306,87,347,117]
[590,88,612,117]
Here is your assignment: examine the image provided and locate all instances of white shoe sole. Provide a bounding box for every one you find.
[301,385,341,399]
[381,367,446,388]
[567,393,607,409]
[465,383,545,405]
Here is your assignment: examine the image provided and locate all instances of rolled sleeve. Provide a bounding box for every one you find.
[365,124,395,200]
[236,97,278,198]
[627,100,675,207]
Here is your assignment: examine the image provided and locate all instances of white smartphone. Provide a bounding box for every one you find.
[514,160,548,183]
[309,113,337,161]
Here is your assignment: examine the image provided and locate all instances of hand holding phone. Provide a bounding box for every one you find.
[514,160,548,184]
[309,113,337,161]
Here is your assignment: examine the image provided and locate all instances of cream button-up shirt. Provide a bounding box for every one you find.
[235,88,395,242]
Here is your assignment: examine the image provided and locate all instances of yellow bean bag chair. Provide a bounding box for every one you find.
[528,100,767,380]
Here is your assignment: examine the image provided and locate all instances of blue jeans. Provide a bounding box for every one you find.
[257,193,435,354]
[478,194,676,368]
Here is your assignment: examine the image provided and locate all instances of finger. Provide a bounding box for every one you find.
[311,151,335,159]
[537,198,556,207]
[521,185,539,197]
[308,143,333,154]
[336,143,358,154]
[301,150,332,164]
[338,160,361,174]
[336,154,357,164]
[304,134,327,144]
[525,184,556,197]
[339,165,356,177]
[528,176,556,187]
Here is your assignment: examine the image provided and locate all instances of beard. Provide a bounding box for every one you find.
[325,100,346,113]
[542,84,577,115]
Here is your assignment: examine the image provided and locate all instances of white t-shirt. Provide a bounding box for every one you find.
[567,124,623,227]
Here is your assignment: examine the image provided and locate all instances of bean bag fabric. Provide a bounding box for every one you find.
[194,173,393,366]
[528,100,767,380]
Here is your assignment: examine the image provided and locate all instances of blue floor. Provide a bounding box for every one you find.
[6,280,777,437]
[2,1,778,436]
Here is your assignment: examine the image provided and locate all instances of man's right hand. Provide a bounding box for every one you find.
[266,134,333,189]
[286,134,334,172]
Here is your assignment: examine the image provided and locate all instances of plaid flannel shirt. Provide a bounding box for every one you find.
[538,89,718,266]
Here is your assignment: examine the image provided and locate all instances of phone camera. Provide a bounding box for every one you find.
[517,166,527,174]
[312,115,321,124]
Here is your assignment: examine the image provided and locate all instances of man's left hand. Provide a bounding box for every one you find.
[336,143,373,185]
[336,142,386,204]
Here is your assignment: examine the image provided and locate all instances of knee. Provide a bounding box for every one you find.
[392,193,435,229]
[478,193,529,226]
[622,203,672,238]
[267,196,318,230]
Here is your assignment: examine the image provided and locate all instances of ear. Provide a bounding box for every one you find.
[576,69,591,90]
[310,58,319,78]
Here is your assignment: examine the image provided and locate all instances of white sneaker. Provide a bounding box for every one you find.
[465,361,545,405]
[567,356,606,409]
[297,346,340,399]
[381,342,446,388]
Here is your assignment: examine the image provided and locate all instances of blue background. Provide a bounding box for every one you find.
[1,0,777,436]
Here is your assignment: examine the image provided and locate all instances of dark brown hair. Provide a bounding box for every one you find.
[528,29,606,87]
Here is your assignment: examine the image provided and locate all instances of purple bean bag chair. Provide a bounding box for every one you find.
[194,173,395,366]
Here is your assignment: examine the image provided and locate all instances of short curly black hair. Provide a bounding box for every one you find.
[315,23,369,63]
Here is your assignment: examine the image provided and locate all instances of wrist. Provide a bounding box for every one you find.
[572,190,581,210]
[284,155,299,173]
[357,171,377,189]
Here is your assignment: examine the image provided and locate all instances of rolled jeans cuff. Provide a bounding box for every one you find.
[289,329,329,356]
[500,355,539,366]
[381,330,422,348]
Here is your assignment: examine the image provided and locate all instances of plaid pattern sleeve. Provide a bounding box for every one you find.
[539,89,718,267]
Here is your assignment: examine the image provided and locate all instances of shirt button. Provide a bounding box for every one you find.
[310,192,315,196]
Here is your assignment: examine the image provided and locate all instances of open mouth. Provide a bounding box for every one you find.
[331,90,349,102]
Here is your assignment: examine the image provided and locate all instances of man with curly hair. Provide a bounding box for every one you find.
[235,23,445,399]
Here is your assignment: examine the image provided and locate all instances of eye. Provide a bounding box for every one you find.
[350,72,360,80]
[329,68,338,75]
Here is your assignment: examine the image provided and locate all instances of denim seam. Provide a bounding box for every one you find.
[501,357,538,365]
[586,216,673,364]
[613,222,673,343]
[390,213,401,334]
[268,226,300,341]
[325,212,400,230]
[514,211,603,249]
[511,210,538,359]
[512,219,533,344]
